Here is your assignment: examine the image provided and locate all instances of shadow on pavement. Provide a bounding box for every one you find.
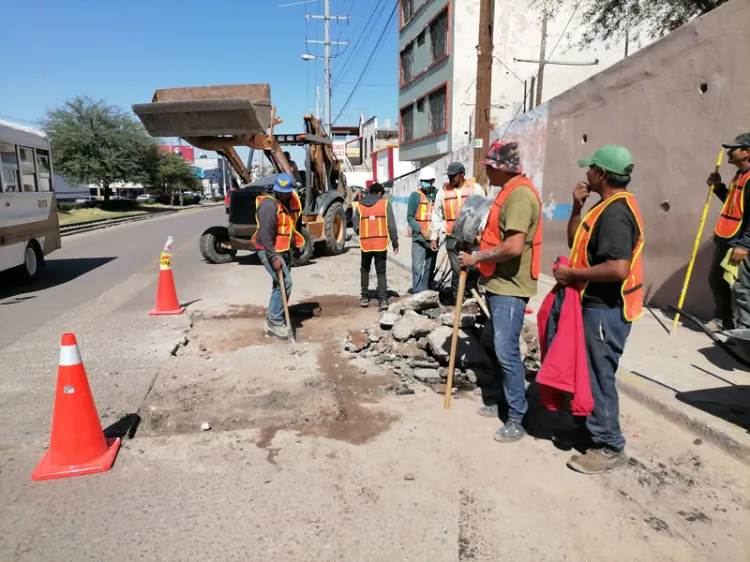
[0,257,116,301]
[676,386,750,432]
[104,413,141,440]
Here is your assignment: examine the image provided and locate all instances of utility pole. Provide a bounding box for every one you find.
[536,11,548,107]
[473,0,495,182]
[315,85,321,119]
[306,0,348,136]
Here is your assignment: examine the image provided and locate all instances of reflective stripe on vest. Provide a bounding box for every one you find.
[569,192,645,323]
[416,190,433,235]
[359,198,390,252]
[477,175,542,280]
[715,170,750,239]
[251,192,305,252]
[443,179,475,235]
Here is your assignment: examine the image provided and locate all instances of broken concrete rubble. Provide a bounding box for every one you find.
[345,290,542,395]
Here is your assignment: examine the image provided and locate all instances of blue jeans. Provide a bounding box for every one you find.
[412,239,437,293]
[258,251,293,326]
[487,293,528,423]
[582,307,632,451]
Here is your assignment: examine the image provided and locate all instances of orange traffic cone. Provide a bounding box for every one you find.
[32,334,121,481]
[149,251,186,316]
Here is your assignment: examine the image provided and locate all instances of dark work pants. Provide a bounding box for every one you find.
[445,236,479,302]
[582,307,632,452]
[412,239,437,293]
[708,243,734,327]
[361,250,387,300]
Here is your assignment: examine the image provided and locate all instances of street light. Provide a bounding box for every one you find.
[301,53,316,61]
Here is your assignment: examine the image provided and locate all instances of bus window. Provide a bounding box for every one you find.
[36,149,52,191]
[19,146,38,192]
[0,142,19,192]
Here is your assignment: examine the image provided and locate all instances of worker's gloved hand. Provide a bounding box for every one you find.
[272,257,283,271]
[707,172,722,187]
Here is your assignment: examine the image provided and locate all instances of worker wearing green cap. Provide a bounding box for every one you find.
[553,144,645,475]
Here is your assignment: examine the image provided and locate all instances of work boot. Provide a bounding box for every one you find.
[360,295,370,308]
[264,320,289,340]
[476,404,499,418]
[566,447,628,474]
[493,420,526,443]
[378,299,389,312]
[707,318,735,332]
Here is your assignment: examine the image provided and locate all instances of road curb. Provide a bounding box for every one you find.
[61,204,223,237]
[388,251,750,464]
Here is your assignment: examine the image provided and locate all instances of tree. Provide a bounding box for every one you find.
[43,96,153,202]
[139,146,200,196]
[537,0,728,48]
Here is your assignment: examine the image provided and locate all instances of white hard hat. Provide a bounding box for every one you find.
[418,166,436,181]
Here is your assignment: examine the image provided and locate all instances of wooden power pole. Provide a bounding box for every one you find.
[473,0,495,183]
[535,11,548,106]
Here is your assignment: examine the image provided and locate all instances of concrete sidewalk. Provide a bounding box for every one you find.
[388,235,750,463]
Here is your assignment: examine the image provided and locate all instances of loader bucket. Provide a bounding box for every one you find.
[132,84,273,139]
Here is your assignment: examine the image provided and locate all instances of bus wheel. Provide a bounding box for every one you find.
[17,241,41,281]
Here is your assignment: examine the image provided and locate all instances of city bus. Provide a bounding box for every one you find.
[0,119,61,280]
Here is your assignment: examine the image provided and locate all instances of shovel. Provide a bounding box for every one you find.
[278,268,296,344]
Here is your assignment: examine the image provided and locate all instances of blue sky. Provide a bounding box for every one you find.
[0,0,398,161]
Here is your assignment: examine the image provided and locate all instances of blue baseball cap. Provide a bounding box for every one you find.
[273,173,295,193]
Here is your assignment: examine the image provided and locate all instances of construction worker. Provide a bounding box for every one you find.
[407,167,438,293]
[431,161,485,303]
[553,145,644,474]
[458,141,542,444]
[284,151,302,184]
[353,182,399,311]
[253,173,306,339]
[708,133,750,332]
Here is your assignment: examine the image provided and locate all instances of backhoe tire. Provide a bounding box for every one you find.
[199,226,237,264]
[291,228,314,267]
[324,202,346,256]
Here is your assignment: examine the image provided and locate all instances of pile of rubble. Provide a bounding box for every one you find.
[344,290,541,393]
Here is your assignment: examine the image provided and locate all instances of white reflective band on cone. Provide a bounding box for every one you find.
[59,344,82,367]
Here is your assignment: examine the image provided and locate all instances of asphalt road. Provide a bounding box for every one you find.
[0,206,226,349]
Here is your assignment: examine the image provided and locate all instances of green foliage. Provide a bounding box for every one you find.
[43,96,153,201]
[138,145,201,195]
[536,0,728,48]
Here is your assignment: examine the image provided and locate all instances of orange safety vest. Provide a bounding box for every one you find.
[443,179,476,235]
[715,170,750,240]
[251,191,305,252]
[415,190,433,235]
[570,192,645,323]
[359,198,390,252]
[478,175,542,280]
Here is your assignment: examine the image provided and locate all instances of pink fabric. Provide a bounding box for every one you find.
[536,256,594,416]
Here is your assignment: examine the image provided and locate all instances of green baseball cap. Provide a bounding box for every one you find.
[578,145,634,175]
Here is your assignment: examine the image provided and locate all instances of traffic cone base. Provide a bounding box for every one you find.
[31,437,121,481]
[149,266,185,316]
[32,333,121,482]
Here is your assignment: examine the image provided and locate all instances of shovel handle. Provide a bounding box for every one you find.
[444,269,468,409]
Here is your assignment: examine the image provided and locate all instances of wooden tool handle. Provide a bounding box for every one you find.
[444,270,468,409]
[278,268,295,344]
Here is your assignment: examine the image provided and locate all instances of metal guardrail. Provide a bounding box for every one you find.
[60,203,224,237]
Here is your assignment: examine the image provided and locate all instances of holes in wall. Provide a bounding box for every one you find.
[699,82,708,94]
[582,134,588,144]
[660,201,671,212]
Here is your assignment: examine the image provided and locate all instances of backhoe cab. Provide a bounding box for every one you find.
[132,83,352,267]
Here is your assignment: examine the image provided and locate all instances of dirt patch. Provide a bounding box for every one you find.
[198,294,361,322]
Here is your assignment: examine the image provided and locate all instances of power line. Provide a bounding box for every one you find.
[332,2,397,125]
[498,0,583,139]
[331,0,388,90]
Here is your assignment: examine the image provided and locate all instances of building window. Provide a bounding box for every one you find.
[401,0,413,25]
[400,43,414,84]
[19,146,37,192]
[430,9,448,62]
[401,104,414,142]
[428,86,447,133]
[36,149,52,192]
[417,30,426,46]
[416,98,425,113]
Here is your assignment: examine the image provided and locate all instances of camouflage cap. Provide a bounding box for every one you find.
[481,140,522,174]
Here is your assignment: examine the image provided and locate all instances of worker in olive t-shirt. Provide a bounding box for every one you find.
[459,140,542,444]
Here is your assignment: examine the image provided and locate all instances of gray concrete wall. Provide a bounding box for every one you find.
[535,0,750,318]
